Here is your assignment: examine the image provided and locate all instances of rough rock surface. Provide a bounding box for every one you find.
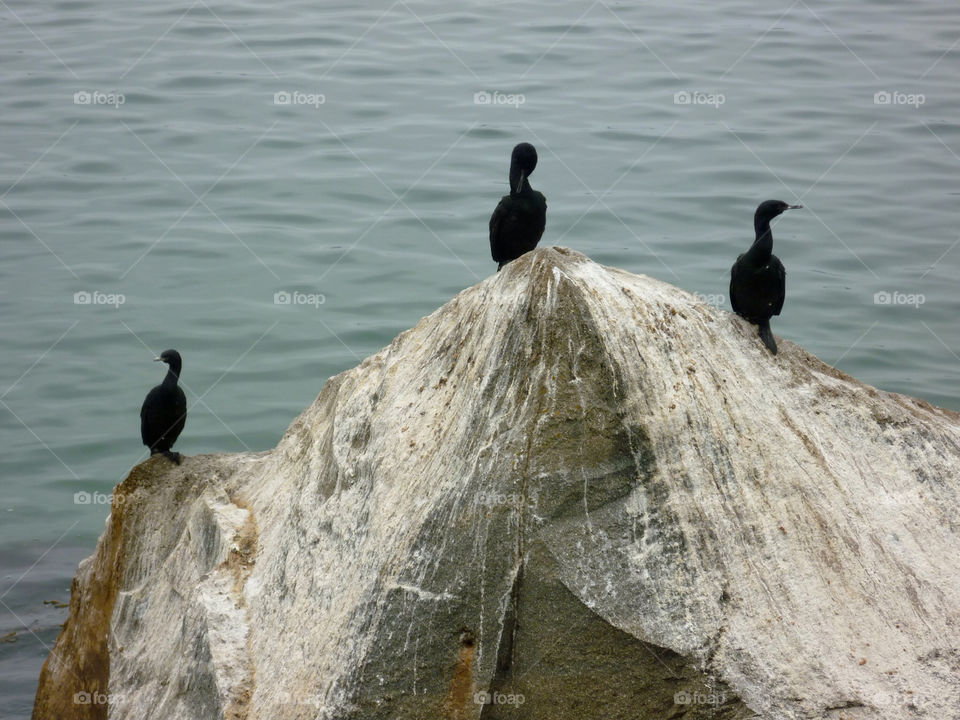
[34,248,960,720]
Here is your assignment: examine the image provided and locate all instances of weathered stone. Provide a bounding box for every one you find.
[34,248,960,719]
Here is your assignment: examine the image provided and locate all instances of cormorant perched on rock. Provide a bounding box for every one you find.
[489,142,547,270]
[140,349,187,464]
[730,200,802,355]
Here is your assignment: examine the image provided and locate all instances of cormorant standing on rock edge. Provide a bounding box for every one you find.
[730,200,802,355]
[489,142,547,270]
[140,349,187,464]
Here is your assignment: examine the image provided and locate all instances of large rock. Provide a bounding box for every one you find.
[34,247,960,720]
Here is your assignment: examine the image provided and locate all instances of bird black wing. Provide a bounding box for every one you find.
[729,254,745,315]
[169,388,187,444]
[531,190,547,242]
[140,385,159,446]
[770,257,786,316]
[489,194,511,265]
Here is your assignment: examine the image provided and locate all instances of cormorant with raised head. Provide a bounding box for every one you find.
[140,349,187,464]
[729,200,802,355]
[489,142,547,270]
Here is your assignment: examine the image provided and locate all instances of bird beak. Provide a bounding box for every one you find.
[787,204,803,210]
[153,357,162,362]
[515,170,526,194]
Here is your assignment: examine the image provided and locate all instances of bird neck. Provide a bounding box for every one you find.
[747,220,774,263]
[162,365,180,388]
[509,170,532,196]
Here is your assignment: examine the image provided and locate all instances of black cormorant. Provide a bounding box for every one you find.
[140,349,187,464]
[729,200,802,355]
[489,142,547,270]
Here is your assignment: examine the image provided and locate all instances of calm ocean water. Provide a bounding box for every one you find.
[1,0,958,714]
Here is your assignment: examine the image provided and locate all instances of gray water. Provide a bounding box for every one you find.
[2,0,958,714]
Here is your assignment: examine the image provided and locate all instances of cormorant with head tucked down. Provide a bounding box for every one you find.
[489,143,547,270]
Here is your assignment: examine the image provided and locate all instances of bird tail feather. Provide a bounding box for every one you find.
[758,320,778,355]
